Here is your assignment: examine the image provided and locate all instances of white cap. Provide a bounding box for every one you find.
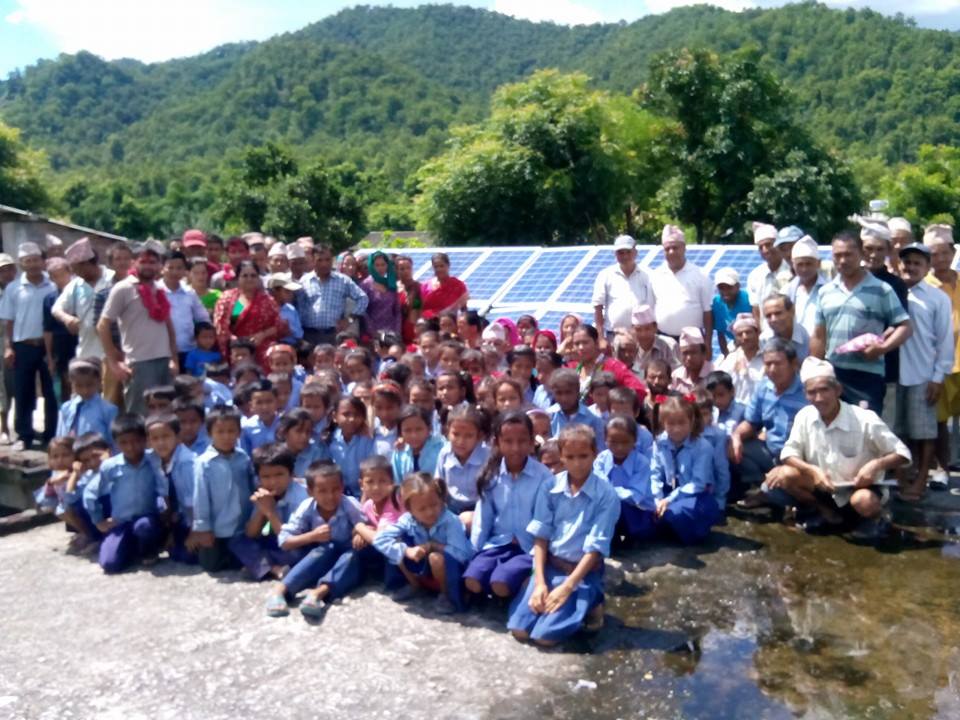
[679,326,705,349]
[612,234,636,251]
[800,356,836,384]
[752,222,777,245]
[661,224,685,246]
[266,272,301,291]
[286,243,305,260]
[482,323,506,343]
[714,267,740,287]
[857,217,891,242]
[924,224,954,247]
[631,304,655,326]
[888,217,913,236]
[44,233,64,250]
[17,242,42,259]
[732,313,758,332]
[791,237,820,260]
[268,243,288,258]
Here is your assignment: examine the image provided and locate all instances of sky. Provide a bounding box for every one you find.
[2,0,960,78]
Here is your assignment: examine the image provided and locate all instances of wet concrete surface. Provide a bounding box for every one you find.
[2,519,959,719]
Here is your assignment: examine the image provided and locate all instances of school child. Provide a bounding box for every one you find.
[203,362,234,409]
[60,432,111,553]
[475,376,498,415]
[83,414,169,574]
[435,405,490,530]
[507,424,619,645]
[692,390,732,512]
[493,377,525,414]
[547,369,606,450]
[461,348,485,380]
[705,370,745,437]
[35,436,75,513]
[507,346,538,405]
[648,396,721,545]
[229,338,256,367]
[465,411,552,599]
[230,443,309,581]
[277,408,330,478]
[299,382,333,443]
[240,378,280,454]
[593,415,657,543]
[408,378,441,436]
[437,340,464,374]
[191,405,258,573]
[537,438,563,474]
[533,351,563,409]
[173,399,209,454]
[145,413,197,564]
[435,370,474,417]
[372,382,403,456]
[232,363,263,390]
[173,373,206,404]
[268,371,299,413]
[328,396,375,497]
[311,343,336,374]
[355,455,405,537]
[144,385,177,415]
[55,358,118,441]
[265,461,365,618]
[232,382,256,418]
[587,371,617,424]
[267,343,303,392]
[608,386,654,457]
[343,348,374,390]
[373,472,475,614]
[392,404,444,482]
[527,407,552,444]
[184,321,222,377]
[418,331,442,378]
[267,274,303,345]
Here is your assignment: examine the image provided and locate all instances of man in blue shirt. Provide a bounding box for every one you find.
[0,242,58,450]
[296,245,368,346]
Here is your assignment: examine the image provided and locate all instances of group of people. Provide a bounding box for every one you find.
[1,214,953,645]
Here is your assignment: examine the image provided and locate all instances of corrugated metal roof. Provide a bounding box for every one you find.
[0,203,128,242]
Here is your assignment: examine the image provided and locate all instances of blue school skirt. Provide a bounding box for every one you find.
[507,564,603,643]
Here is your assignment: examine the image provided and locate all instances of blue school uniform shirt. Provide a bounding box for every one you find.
[588,404,610,424]
[373,421,399,457]
[204,379,233,410]
[278,494,363,547]
[328,429,375,497]
[471,457,552,553]
[283,378,304,413]
[594,448,655,510]
[61,469,97,511]
[83,453,168,525]
[279,303,304,344]
[188,429,211,455]
[650,434,714,504]
[391,435,444,483]
[274,480,310,527]
[56,394,118,442]
[713,401,745,437]
[148,444,197,528]
[435,441,490,511]
[192,446,257,538]
[240,414,280,455]
[527,471,620,564]
[293,440,331,478]
[548,403,607,450]
[711,290,752,343]
[636,424,654,458]
[700,425,731,508]
[311,417,329,444]
[184,348,223,377]
[532,384,553,410]
[374,508,475,566]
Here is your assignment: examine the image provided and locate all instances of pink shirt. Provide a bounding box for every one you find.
[362,495,405,530]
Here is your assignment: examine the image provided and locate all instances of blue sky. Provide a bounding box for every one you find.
[2,1,959,78]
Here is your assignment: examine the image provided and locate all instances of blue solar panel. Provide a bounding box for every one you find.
[462,249,535,301]
[556,249,614,304]
[412,250,484,281]
[499,249,587,304]
[537,310,576,334]
[646,246,717,270]
[710,247,760,283]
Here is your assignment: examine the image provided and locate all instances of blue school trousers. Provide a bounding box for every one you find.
[228,534,304,581]
[65,500,103,541]
[659,493,719,545]
[98,515,163,574]
[507,565,604,643]
[282,542,366,599]
[383,531,468,611]
[167,523,197,565]
[463,544,532,597]
[618,502,658,542]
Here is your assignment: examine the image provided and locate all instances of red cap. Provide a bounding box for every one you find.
[182,229,207,248]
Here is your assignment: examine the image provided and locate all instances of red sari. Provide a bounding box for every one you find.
[421,277,468,319]
[213,288,284,370]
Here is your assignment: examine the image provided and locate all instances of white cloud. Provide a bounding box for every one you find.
[3,0,310,63]
[492,0,604,25]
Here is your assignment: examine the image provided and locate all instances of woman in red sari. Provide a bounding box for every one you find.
[420,253,469,319]
[213,260,284,370]
[570,325,647,402]
[396,254,422,344]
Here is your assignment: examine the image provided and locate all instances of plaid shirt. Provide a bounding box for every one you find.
[295,271,368,330]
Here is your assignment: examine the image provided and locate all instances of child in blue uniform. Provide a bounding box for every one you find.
[173,399,209,455]
[60,432,111,553]
[240,379,280,454]
[374,472,475,614]
[547,368,607,450]
[83,414,169,574]
[593,415,657,545]
[608,386,654,457]
[277,408,329,478]
[55,358,118,443]
[191,405,257,572]
[371,382,403,457]
[693,389,732,512]
[705,371,745,437]
[649,396,720,544]
[145,413,197,564]
[434,405,489,531]
[465,410,552,599]
[392,404,444,482]
[507,424,619,645]
[327,396,375,496]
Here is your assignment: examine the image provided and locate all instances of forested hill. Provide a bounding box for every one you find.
[1,1,959,236]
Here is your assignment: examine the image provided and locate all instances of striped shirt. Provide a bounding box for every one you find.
[815,272,910,376]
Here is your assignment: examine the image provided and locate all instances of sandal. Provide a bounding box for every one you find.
[265,594,289,617]
[299,595,328,619]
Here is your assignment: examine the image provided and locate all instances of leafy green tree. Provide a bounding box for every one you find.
[414,70,669,244]
[878,145,960,227]
[0,121,50,210]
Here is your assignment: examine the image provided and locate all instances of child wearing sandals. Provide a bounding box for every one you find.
[507,424,619,646]
[60,433,111,554]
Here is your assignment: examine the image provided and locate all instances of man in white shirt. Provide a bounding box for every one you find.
[784,237,826,337]
[159,250,210,366]
[650,224,713,356]
[718,313,765,404]
[592,234,654,341]
[52,237,115,360]
[766,357,910,537]
[0,253,16,441]
[895,243,955,500]
[747,222,793,327]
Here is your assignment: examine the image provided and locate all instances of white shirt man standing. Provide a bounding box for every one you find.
[747,222,793,326]
[592,234,654,341]
[785,236,826,337]
[52,237,115,360]
[650,225,713,357]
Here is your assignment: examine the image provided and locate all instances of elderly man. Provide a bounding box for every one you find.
[267,243,290,274]
[760,293,809,361]
[785,236,826,336]
[0,242,58,449]
[650,225,713,354]
[244,233,269,274]
[52,237,115,361]
[592,234,654,341]
[888,217,914,274]
[767,357,910,537]
[747,222,792,326]
[671,326,714,393]
[774,225,805,272]
[811,232,911,415]
[287,242,309,281]
[718,312,764,404]
[97,240,178,416]
[296,244,369,347]
[42,257,77,402]
[730,337,808,498]
[631,304,678,378]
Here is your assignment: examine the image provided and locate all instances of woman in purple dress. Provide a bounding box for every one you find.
[361,251,401,336]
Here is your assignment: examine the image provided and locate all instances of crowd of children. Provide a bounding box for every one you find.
[38,314,748,647]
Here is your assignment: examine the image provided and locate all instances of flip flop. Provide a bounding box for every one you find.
[265,595,289,617]
[299,595,328,619]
